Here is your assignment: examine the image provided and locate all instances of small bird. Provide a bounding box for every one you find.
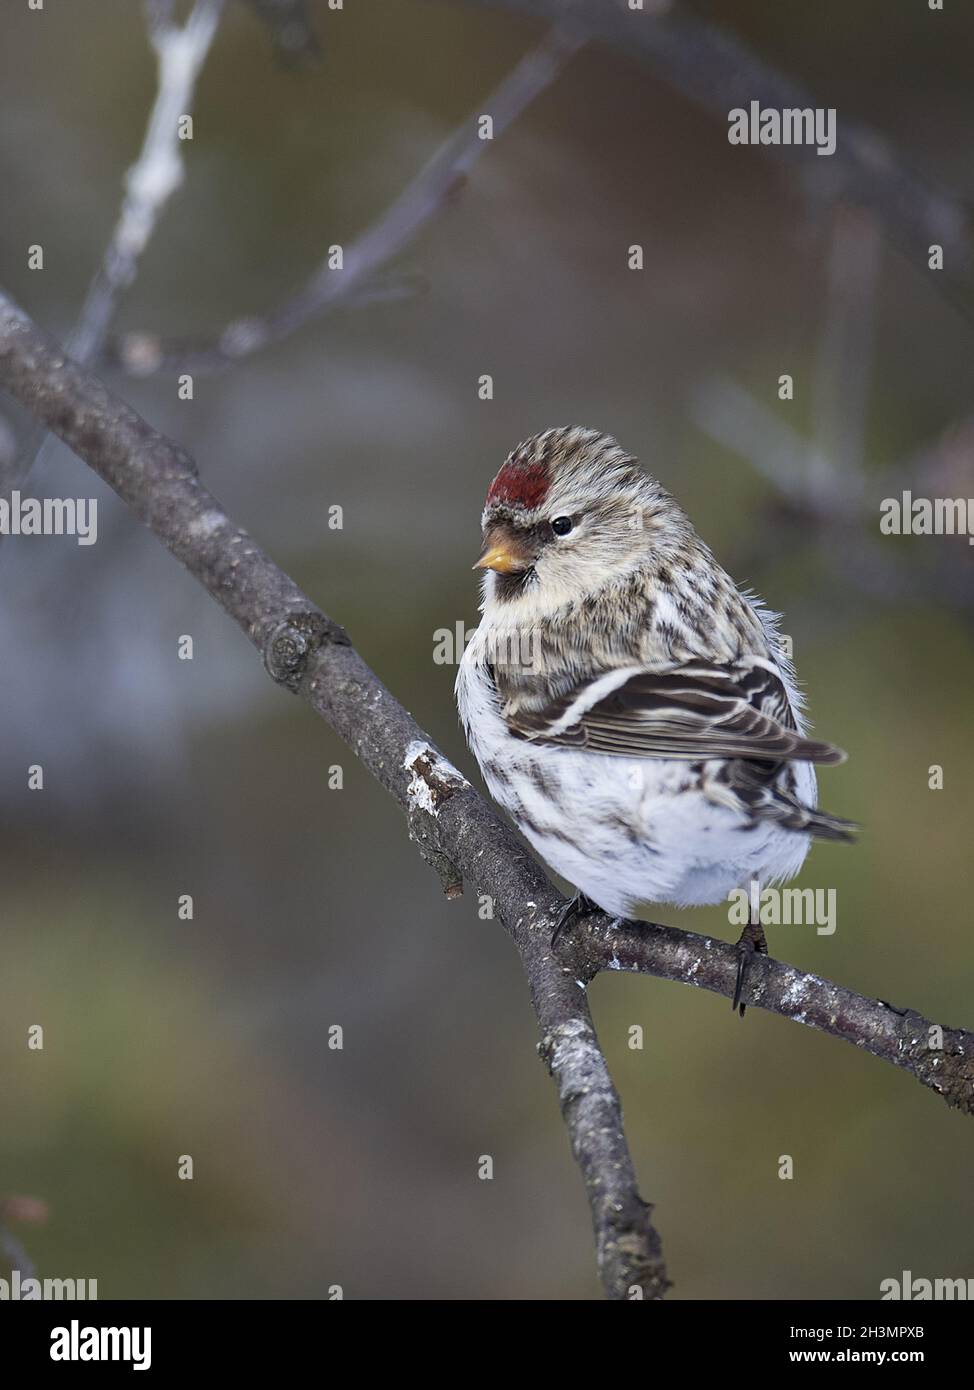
[456,427,855,1013]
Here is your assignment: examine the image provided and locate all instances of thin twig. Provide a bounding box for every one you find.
[3,0,224,493]
[143,0,177,41]
[811,207,881,483]
[71,0,226,367]
[107,24,586,376]
[454,0,974,306]
[692,374,852,517]
[691,374,974,619]
[572,916,974,1116]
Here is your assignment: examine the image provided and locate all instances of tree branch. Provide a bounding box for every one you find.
[570,916,974,1117]
[4,0,225,493]
[108,24,585,376]
[1,291,971,1296]
[0,289,665,1300]
[72,0,226,368]
[691,375,974,622]
[452,0,973,297]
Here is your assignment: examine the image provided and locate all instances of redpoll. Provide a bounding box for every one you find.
[456,427,855,1013]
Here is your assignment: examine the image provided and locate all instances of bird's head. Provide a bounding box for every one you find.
[475,426,690,612]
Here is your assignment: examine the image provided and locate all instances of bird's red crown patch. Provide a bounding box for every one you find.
[485,459,550,511]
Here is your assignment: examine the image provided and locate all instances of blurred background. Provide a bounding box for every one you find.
[1,0,973,1299]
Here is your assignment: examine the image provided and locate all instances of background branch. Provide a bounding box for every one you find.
[453,0,974,307]
[3,290,973,1291]
[108,23,585,376]
[3,0,225,494]
[691,374,974,622]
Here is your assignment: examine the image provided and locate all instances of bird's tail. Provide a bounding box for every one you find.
[732,760,859,843]
[780,803,859,843]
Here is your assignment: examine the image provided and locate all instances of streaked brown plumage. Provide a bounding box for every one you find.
[456,428,855,991]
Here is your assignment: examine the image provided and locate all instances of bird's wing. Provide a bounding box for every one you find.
[505,660,846,764]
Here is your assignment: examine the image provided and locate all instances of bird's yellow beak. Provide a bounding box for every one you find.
[474,527,532,574]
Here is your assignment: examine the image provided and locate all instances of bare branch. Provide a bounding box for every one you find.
[107,24,586,376]
[691,374,974,621]
[69,0,226,369]
[3,0,224,493]
[142,0,177,42]
[811,207,881,482]
[689,206,971,624]
[452,0,973,301]
[2,293,971,1286]
[692,374,850,517]
[0,290,665,1300]
[571,916,974,1117]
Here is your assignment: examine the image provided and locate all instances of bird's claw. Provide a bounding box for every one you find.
[732,920,769,1017]
[551,891,599,949]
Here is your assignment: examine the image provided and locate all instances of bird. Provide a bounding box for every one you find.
[455,426,855,1014]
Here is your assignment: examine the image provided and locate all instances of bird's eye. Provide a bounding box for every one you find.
[551,516,573,537]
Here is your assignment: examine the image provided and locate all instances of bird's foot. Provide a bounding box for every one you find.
[551,891,600,949]
[732,919,768,1017]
